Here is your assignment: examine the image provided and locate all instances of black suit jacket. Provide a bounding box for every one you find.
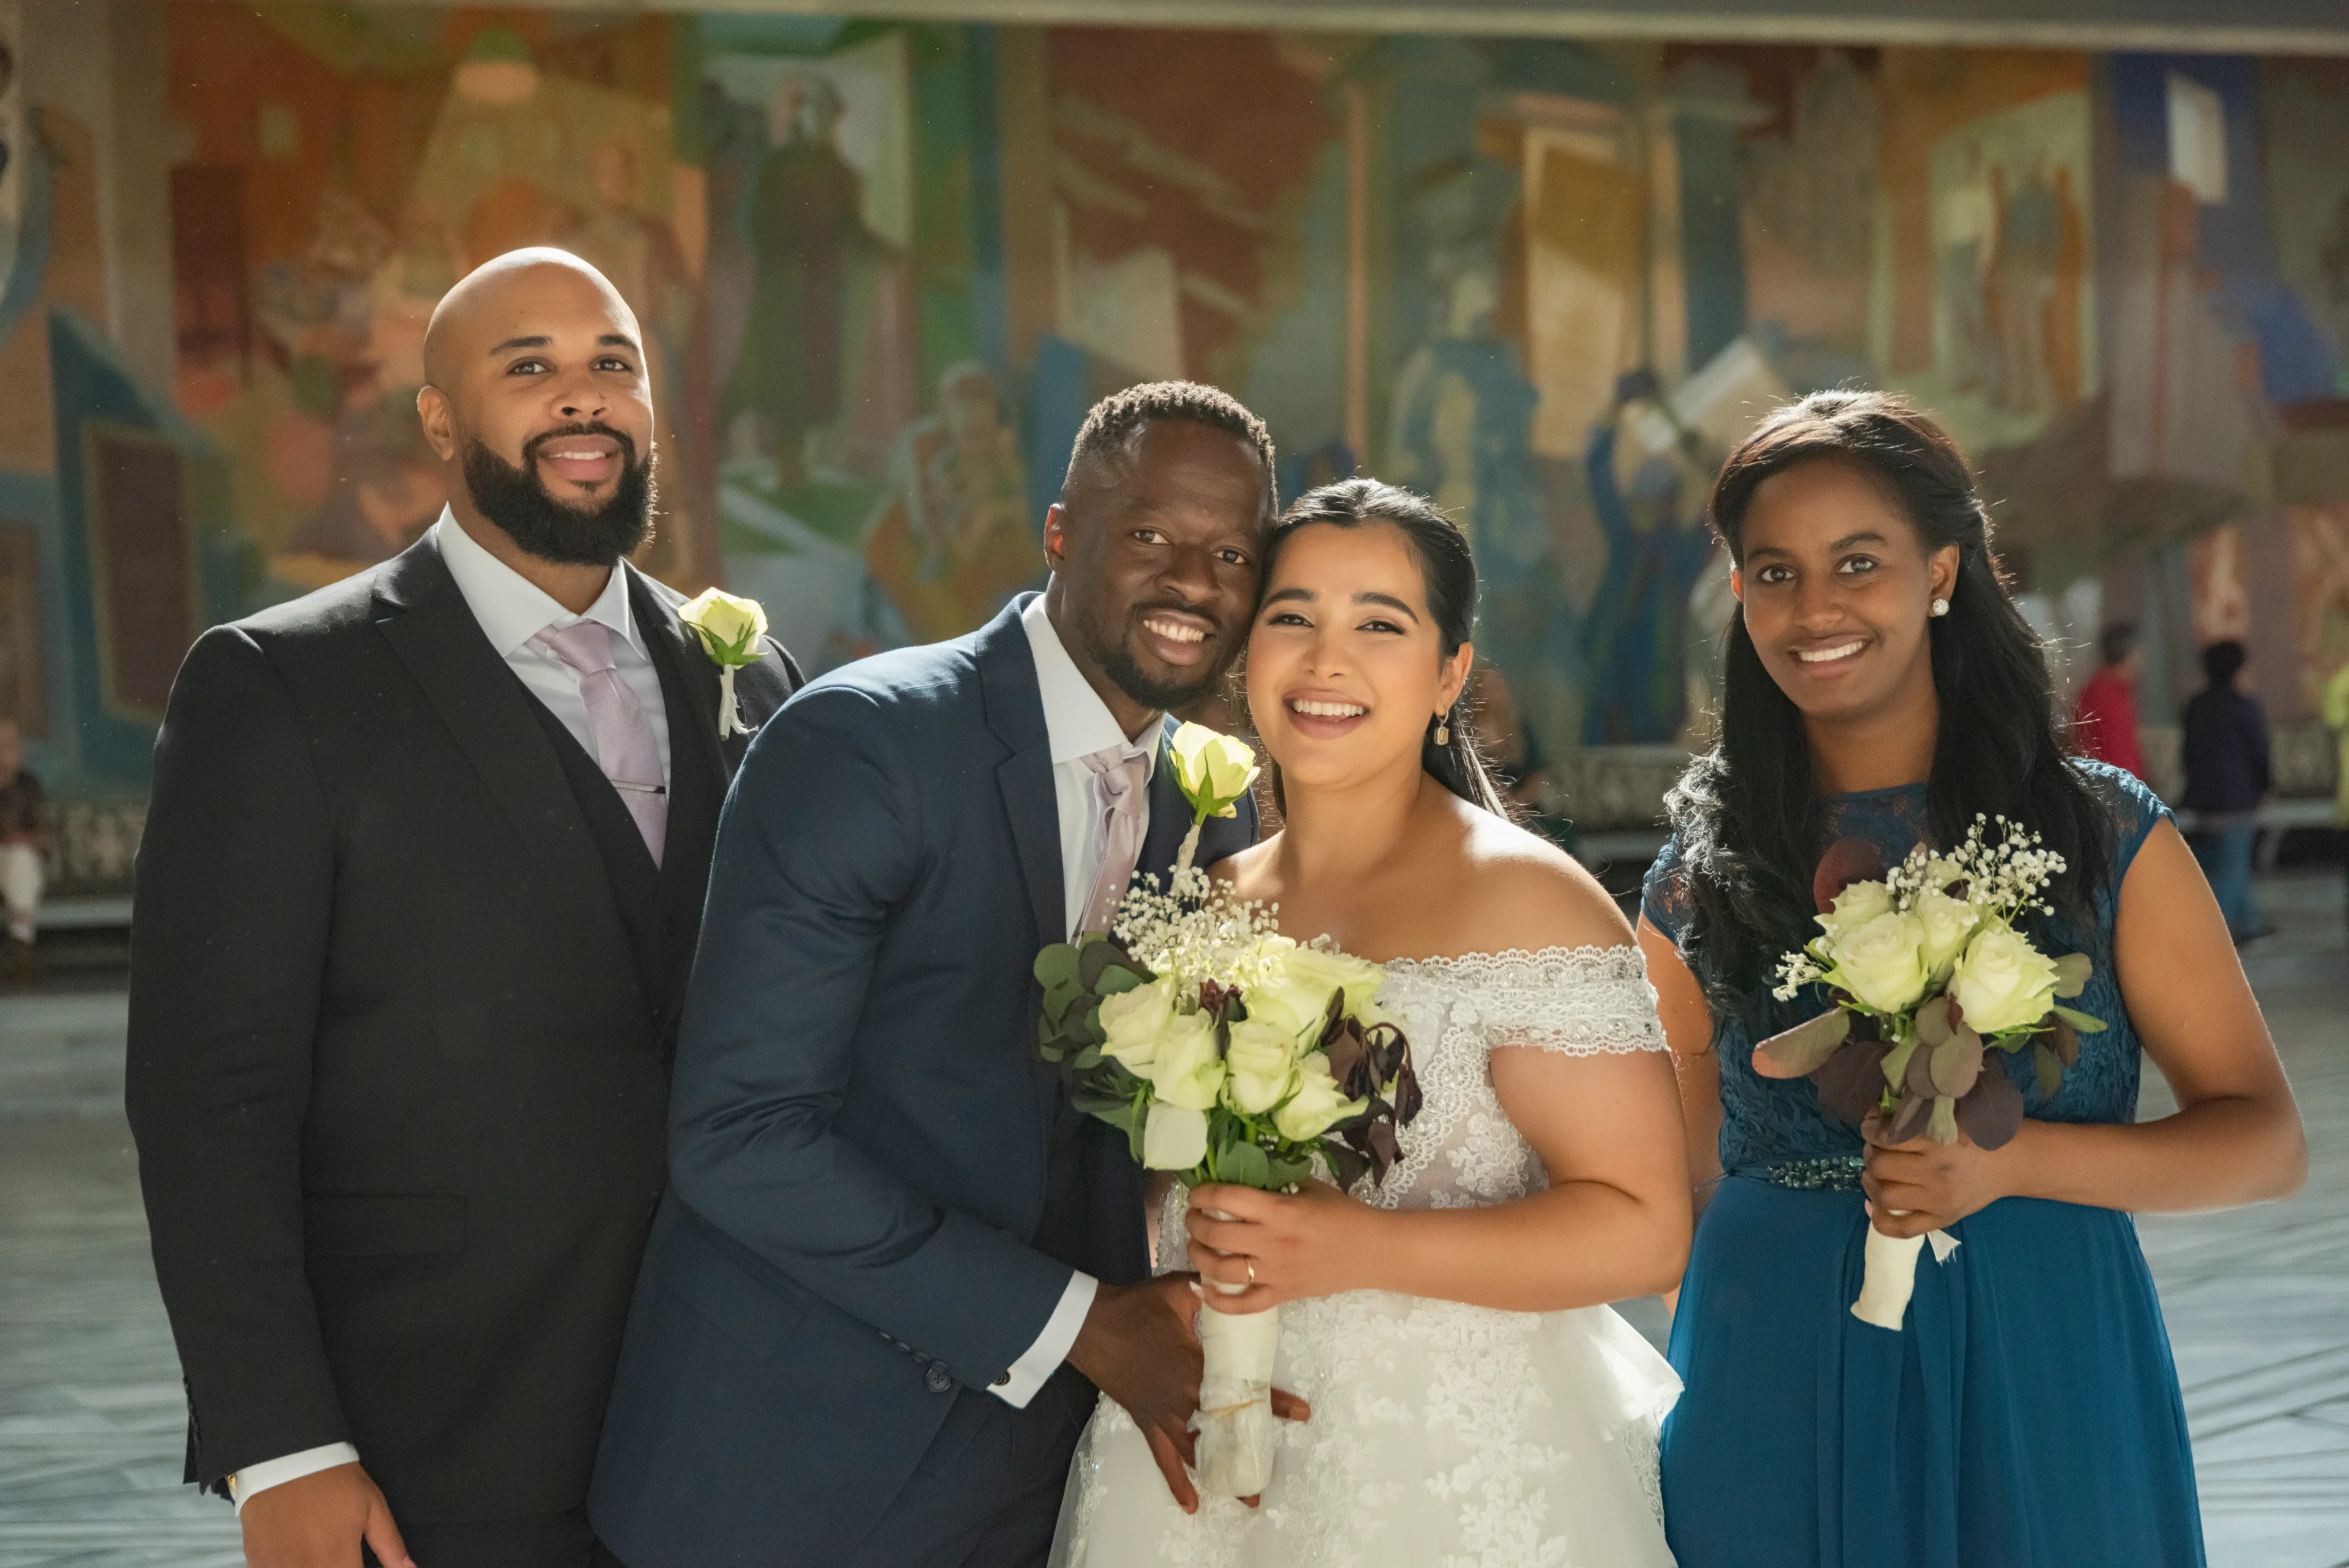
[124,531,800,1522]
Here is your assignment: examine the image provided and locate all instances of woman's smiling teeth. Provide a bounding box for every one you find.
[1290,699,1367,718]
[1794,639,1866,665]
[1141,615,1206,645]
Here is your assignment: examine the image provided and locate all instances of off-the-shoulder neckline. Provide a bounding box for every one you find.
[1375,943,1646,971]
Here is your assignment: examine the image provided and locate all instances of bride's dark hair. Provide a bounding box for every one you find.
[1255,478,1508,816]
[1663,390,2109,1024]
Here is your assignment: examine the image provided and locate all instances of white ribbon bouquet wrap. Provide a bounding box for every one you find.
[1754,819,2102,1331]
[1034,724,1423,1496]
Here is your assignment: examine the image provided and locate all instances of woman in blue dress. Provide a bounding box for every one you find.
[1639,390,2306,1568]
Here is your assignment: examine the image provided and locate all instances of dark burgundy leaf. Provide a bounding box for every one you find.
[1362,1119,1402,1182]
[1903,1041,1939,1098]
[1324,1140,1370,1192]
[1324,1020,1373,1099]
[1813,1040,1891,1124]
[1391,1059,1423,1124]
[1956,1068,2024,1150]
[1813,836,1888,914]
[2050,1017,2079,1068]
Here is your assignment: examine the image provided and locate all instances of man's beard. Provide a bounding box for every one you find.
[1080,603,1228,713]
[461,425,655,567]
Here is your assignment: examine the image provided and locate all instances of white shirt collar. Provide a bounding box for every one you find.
[432,510,641,660]
[1020,591,1159,768]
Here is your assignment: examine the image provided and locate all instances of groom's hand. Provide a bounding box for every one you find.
[1066,1275,1312,1514]
[239,1462,413,1568]
[1067,1276,1206,1513]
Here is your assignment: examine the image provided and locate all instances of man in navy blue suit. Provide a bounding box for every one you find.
[590,383,1280,1567]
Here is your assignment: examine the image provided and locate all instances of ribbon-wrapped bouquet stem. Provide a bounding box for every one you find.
[1034,724,1422,1496]
[1754,816,2103,1330]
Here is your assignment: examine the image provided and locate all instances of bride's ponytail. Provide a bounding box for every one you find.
[1259,478,1510,818]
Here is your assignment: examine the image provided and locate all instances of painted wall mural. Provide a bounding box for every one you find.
[9,6,2349,802]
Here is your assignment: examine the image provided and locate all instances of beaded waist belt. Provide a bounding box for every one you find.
[1742,1156,1866,1191]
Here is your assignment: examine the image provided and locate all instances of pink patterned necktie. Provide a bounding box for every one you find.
[1078,747,1149,936]
[532,620,667,866]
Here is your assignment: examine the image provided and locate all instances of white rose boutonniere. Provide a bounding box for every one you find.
[678,588,770,739]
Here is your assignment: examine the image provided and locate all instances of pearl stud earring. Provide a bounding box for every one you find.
[1930,597,1951,617]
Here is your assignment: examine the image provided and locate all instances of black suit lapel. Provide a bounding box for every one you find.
[634,575,727,1034]
[371,536,639,992]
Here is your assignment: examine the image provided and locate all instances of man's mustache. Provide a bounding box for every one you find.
[523,423,640,467]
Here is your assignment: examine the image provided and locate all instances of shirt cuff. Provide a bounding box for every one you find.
[229,1444,360,1514]
[989,1270,1096,1408]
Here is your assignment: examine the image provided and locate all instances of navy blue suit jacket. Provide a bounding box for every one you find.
[589,595,1256,1565]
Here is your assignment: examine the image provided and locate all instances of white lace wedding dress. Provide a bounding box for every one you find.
[1053,946,1682,1568]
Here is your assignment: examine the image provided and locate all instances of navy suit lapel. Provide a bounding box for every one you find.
[978,597,1065,951]
[1138,717,1190,889]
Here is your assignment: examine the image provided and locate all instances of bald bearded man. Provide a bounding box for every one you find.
[126,250,801,1568]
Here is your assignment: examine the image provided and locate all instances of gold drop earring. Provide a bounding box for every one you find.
[1433,714,1451,746]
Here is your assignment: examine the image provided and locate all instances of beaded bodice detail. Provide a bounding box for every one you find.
[1155,945,1668,1261]
[1642,761,2170,1176]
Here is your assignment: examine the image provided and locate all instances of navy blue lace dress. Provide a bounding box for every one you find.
[1644,762,2203,1568]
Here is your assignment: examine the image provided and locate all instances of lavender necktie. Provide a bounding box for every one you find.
[1078,747,1149,937]
[533,620,667,866]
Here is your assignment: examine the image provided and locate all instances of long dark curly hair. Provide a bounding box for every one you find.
[1663,390,2109,1026]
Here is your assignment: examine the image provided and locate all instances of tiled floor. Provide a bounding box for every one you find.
[1,871,2343,1566]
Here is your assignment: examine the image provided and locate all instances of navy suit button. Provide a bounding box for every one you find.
[924,1365,954,1395]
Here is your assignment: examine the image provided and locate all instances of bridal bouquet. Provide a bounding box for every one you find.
[1754,816,2101,1330]
[1033,724,1422,1496]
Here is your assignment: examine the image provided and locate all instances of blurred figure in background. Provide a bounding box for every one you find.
[2181,639,2273,942]
[0,716,47,985]
[1468,662,1570,846]
[2325,660,2349,919]
[2072,621,2148,780]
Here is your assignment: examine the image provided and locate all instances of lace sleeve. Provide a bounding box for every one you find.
[1640,833,1691,945]
[1412,946,1668,1057]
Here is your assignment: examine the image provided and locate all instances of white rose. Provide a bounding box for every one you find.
[1096,976,1178,1072]
[1912,888,1980,981]
[1948,924,2061,1036]
[1141,1102,1209,1170]
[1246,944,1386,1042]
[1223,1017,1300,1115]
[1272,1052,1366,1142]
[1922,855,1966,894]
[1145,1008,1225,1110]
[1824,910,1931,1014]
[1816,879,1894,943]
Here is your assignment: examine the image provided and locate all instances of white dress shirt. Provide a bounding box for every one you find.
[991,593,1161,1408]
[231,513,672,1510]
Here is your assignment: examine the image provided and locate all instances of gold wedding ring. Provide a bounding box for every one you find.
[1244,1256,1258,1288]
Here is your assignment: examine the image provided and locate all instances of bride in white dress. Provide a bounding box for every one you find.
[1055,479,1687,1567]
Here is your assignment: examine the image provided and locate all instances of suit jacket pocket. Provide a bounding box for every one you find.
[667,1222,808,1359]
[303,1193,467,1258]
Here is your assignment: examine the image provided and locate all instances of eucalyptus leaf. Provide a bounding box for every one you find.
[1754,1009,1850,1078]
[1880,1039,1919,1096]
[2034,1041,2063,1100]
[2051,952,2092,999]
[1068,1046,1103,1072]
[1095,965,1145,996]
[2051,1004,2107,1034]
[1915,994,1954,1049]
[1888,1091,1932,1144]
[1219,1140,1272,1190]
[1927,1094,1961,1145]
[1956,1068,2024,1151]
[1034,945,1081,993]
[1929,1028,1984,1098]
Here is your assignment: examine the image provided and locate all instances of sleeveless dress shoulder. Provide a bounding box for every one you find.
[1649,761,2206,1568]
[1055,948,1682,1568]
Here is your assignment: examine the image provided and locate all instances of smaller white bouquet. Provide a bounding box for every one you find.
[1034,724,1422,1496]
[1756,816,2102,1330]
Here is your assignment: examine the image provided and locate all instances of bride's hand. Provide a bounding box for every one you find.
[1184,1180,1378,1312]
